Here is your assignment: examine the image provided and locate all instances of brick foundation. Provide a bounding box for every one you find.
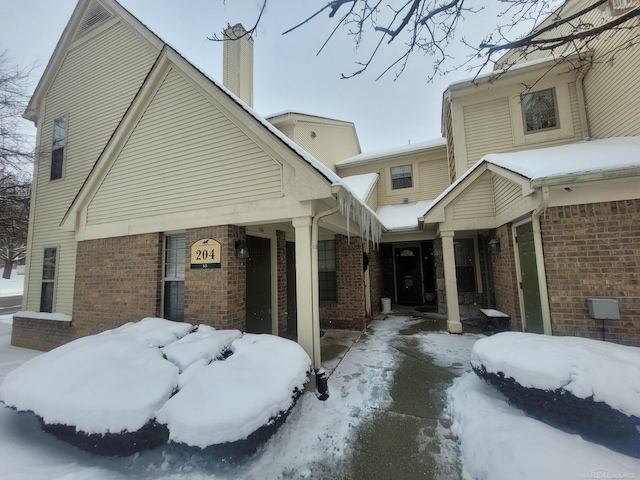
[12,316,74,351]
[541,200,640,346]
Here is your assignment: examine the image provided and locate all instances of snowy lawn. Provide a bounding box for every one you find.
[0,267,25,297]
[0,315,639,478]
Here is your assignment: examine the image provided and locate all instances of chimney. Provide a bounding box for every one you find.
[223,24,254,108]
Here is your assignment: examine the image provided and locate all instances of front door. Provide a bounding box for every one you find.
[516,222,544,333]
[246,235,272,334]
[395,246,423,305]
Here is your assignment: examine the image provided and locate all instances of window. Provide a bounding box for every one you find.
[522,88,558,133]
[164,234,185,322]
[318,240,337,302]
[51,115,67,180]
[454,239,476,293]
[391,165,413,190]
[40,247,57,312]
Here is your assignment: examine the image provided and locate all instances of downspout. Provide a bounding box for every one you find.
[311,202,340,401]
[576,62,591,139]
[531,186,552,335]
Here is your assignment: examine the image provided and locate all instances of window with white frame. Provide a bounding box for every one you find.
[391,165,413,190]
[164,234,185,322]
[318,240,337,302]
[40,247,57,312]
[51,115,67,180]
[522,88,558,133]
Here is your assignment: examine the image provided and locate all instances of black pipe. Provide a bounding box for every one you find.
[315,368,329,401]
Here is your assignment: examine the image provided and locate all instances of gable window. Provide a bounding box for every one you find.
[454,239,476,293]
[391,165,413,190]
[40,247,57,312]
[51,115,67,180]
[318,240,337,302]
[522,88,558,133]
[164,234,185,322]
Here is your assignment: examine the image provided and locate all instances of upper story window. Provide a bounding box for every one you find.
[391,165,413,190]
[51,115,67,180]
[522,88,558,133]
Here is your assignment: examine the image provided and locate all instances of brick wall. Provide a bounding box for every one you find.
[320,235,366,330]
[368,241,383,318]
[276,230,287,336]
[12,316,74,351]
[491,225,522,331]
[541,200,640,346]
[73,233,164,338]
[184,226,245,330]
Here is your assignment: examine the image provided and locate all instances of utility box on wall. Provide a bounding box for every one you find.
[587,298,620,320]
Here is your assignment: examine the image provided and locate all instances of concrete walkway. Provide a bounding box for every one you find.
[319,314,480,479]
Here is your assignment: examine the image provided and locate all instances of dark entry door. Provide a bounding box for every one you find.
[516,222,544,333]
[246,236,272,333]
[395,246,423,305]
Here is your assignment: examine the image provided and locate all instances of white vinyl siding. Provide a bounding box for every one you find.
[87,68,283,224]
[25,20,159,313]
[493,175,521,216]
[417,156,449,199]
[464,98,514,168]
[453,174,495,220]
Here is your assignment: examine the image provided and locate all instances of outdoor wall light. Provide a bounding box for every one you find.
[488,237,501,253]
[235,241,250,259]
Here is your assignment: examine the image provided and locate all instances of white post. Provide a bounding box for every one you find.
[292,217,317,364]
[441,231,462,333]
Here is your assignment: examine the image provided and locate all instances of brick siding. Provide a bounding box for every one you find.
[367,241,383,319]
[491,225,522,331]
[541,200,640,346]
[276,230,287,336]
[320,235,366,330]
[12,316,74,351]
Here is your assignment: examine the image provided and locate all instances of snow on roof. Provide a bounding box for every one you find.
[484,136,640,183]
[338,137,446,166]
[421,137,640,219]
[265,110,354,124]
[340,173,378,202]
[377,200,434,231]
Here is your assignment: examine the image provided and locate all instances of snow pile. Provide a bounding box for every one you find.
[471,332,640,417]
[0,318,311,454]
[157,334,312,448]
[450,373,640,479]
[0,331,178,434]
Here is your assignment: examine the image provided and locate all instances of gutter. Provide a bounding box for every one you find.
[531,186,552,335]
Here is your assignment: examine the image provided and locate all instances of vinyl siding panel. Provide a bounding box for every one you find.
[417,155,449,199]
[464,98,513,168]
[584,26,640,138]
[453,174,495,220]
[493,175,521,216]
[295,123,359,169]
[25,21,159,314]
[87,68,282,224]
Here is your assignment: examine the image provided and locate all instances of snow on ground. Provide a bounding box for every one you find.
[0,268,24,297]
[1,315,639,479]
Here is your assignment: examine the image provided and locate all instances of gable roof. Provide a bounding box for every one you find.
[420,136,640,224]
[338,137,446,167]
[50,1,382,240]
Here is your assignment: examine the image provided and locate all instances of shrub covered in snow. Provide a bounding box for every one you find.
[471,332,640,457]
[0,318,311,457]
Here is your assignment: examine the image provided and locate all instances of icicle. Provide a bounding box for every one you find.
[336,186,382,247]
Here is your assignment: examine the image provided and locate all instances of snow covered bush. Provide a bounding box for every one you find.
[0,318,311,457]
[471,332,640,458]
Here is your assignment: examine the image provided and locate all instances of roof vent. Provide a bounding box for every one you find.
[74,1,113,41]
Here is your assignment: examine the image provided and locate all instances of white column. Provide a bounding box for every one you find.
[292,217,317,365]
[441,231,462,333]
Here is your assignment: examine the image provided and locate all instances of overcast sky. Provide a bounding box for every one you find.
[1,0,520,153]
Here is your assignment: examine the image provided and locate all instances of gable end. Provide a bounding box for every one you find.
[73,0,113,41]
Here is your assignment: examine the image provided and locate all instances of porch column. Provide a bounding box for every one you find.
[292,216,318,366]
[441,231,462,333]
